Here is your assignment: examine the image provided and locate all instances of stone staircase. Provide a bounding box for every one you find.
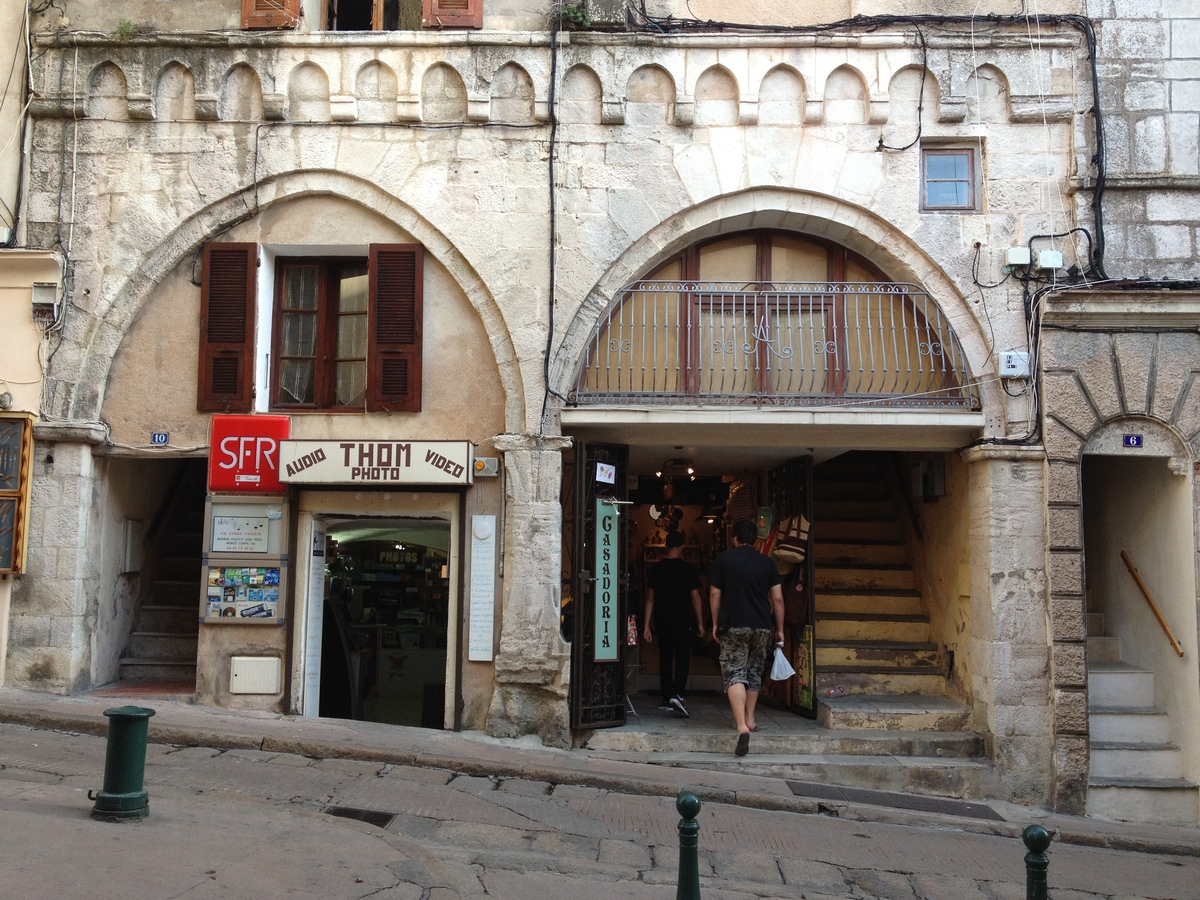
[811,453,970,733]
[119,464,203,686]
[1086,613,1199,826]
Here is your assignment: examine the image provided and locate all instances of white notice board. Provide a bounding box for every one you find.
[468,515,496,661]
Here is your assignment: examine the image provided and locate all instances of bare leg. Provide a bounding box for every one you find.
[726,682,751,734]
[745,689,760,732]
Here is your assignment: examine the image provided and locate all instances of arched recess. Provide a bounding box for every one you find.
[625,65,675,126]
[490,62,535,125]
[560,64,602,125]
[967,64,1010,124]
[219,64,263,121]
[288,62,331,122]
[823,65,868,125]
[887,65,938,126]
[694,66,738,127]
[86,62,128,120]
[758,65,805,126]
[549,187,1001,421]
[154,62,195,121]
[421,63,468,123]
[60,171,524,432]
[356,61,398,122]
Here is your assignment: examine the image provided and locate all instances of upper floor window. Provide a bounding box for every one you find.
[240,0,481,30]
[198,243,423,414]
[921,148,980,212]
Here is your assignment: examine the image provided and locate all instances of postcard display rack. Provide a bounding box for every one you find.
[199,496,289,624]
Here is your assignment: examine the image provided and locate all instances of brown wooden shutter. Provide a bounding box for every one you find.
[242,0,301,29]
[198,243,257,412]
[367,244,423,413]
[422,0,483,29]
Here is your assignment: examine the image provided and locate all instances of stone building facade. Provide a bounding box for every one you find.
[1,0,1197,821]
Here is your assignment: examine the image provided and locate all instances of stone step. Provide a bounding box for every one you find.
[1086,779,1200,827]
[127,632,198,660]
[816,613,931,643]
[812,519,905,542]
[1090,742,1185,780]
[151,579,203,605]
[1087,635,1121,665]
[1089,706,1171,744]
[119,658,198,683]
[813,500,897,520]
[815,641,941,669]
[1086,613,1106,637]
[813,541,909,566]
[816,667,948,696]
[135,604,199,633]
[815,589,923,616]
[817,694,970,732]
[815,565,916,592]
[1089,664,1156,708]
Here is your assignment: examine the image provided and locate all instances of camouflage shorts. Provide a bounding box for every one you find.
[718,628,774,692]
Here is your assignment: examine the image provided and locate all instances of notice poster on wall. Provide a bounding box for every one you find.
[205,566,281,621]
[593,499,619,662]
[211,516,269,554]
[468,515,496,661]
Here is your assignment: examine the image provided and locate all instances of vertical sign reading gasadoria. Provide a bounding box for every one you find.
[593,499,618,662]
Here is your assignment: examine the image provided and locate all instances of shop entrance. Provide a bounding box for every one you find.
[295,492,460,729]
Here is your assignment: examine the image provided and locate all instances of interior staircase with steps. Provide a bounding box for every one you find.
[118,462,204,687]
[811,453,971,734]
[1085,612,1199,826]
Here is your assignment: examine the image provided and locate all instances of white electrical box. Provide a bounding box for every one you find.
[230,656,281,694]
[1005,247,1031,267]
[1037,250,1063,270]
[1000,351,1031,378]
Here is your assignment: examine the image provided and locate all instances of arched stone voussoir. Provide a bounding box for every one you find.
[64,169,523,430]
[549,186,1003,420]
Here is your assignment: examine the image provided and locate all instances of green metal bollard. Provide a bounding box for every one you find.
[676,790,702,900]
[89,705,155,821]
[1022,824,1051,900]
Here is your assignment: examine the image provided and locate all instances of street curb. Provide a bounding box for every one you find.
[5,703,1200,859]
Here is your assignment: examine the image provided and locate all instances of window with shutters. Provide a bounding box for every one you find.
[313,0,481,30]
[241,0,302,29]
[198,243,423,414]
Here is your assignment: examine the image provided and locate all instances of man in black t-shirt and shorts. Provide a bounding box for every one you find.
[643,530,704,717]
[708,518,784,756]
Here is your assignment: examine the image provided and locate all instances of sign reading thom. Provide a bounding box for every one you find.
[279,440,474,486]
[208,415,291,494]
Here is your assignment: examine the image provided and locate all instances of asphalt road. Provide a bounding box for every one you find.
[0,723,1196,899]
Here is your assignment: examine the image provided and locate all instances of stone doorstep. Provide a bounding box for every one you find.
[117,659,199,682]
[1088,706,1170,743]
[818,694,970,732]
[1086,779,1200,828]
[1090,742,1186,780]
[582,725,982,758]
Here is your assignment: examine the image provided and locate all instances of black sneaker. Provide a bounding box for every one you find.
[669,696,689,718]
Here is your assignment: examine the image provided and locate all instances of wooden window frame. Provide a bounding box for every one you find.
[422,0,482,29]
[271,258,370,411]
[198,243,257,413]
[242,0,302,29]
[920,147,980,212]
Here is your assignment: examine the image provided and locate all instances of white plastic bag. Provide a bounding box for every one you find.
[770,645,795,681]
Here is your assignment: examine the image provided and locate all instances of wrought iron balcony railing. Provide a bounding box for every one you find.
[570,282,979,409]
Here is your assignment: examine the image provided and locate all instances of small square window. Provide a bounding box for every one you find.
[921,148,980,212]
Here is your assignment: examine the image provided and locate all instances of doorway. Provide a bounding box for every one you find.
[294,492,460,728]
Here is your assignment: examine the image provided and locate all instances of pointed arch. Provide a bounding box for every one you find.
[154,62,195,121]
[560,64,602,125]
[758,65,805,126]
[288,62,331,122]
[823,65,868,125]
[490,62,535,124]
[421,63,467,123]
[356,61,398,122]
[220,64,263,121]
[694,66,739,127]
[86,62,128,120]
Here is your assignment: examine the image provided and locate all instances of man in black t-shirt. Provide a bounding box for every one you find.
[708,518,784,756]
[643,530,704,717]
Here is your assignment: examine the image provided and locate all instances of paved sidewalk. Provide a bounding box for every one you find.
[1,685,1198,862]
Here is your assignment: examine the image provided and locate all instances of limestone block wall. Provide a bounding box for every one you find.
[1041,289,1200,813]
[1078,0,1200,280]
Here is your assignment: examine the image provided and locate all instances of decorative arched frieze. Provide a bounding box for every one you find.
[625,64,675,127]
[288,62,331,122]
[57,171,523,433]
[559,64,602,126]
[693,66,739,127]
[355,60,399,122]
[219,64,264,122]
[154,62,195,121]
[85,62,129,120]
[966,64,1010,124]
[421,62,468,123]
[823,65,870,125]
[490,62,535,125]
[758,65,805,127]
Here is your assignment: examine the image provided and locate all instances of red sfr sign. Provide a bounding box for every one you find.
[208,415,290,493]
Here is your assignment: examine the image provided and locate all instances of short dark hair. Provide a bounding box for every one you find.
[665,530,685,549]
[732,519,757,546]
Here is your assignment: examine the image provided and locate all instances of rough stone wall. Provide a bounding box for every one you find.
[1081,0,1200,280]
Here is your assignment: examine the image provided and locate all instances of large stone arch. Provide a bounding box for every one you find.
[60,170,524,432]
[548,186,1003,426]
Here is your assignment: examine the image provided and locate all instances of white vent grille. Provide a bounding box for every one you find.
[229,656,281,694]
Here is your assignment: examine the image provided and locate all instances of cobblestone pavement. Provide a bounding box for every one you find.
[1,723,1196,899]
